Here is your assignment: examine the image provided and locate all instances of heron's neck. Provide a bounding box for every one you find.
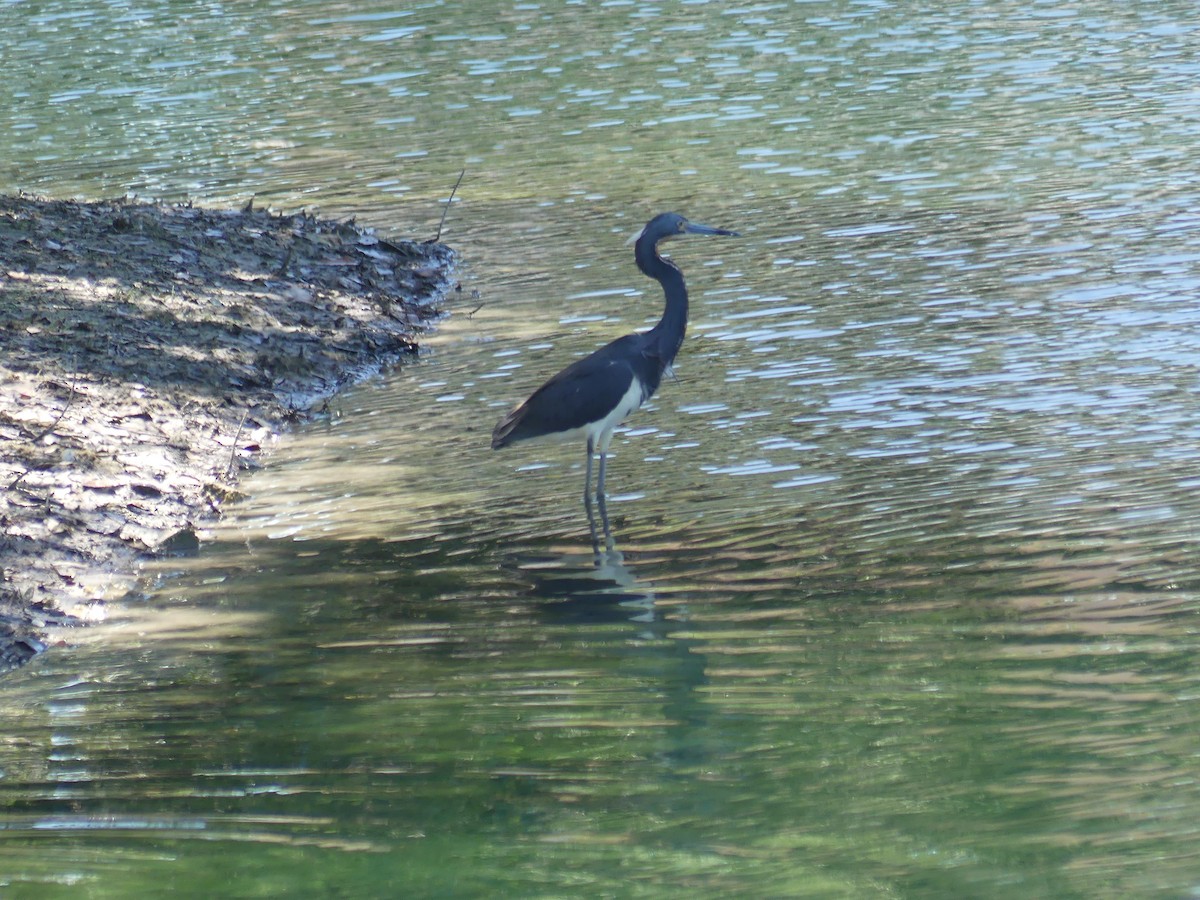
[637,245,688,367]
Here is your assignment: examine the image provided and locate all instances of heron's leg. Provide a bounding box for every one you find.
[583,436,601,555]
[596,440,615,553]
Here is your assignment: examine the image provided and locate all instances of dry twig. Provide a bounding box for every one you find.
[433,170,465,242]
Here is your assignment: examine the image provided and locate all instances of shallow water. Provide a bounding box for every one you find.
[5,0,1200,896]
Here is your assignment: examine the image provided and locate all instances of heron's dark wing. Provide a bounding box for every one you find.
[492,335,644,448]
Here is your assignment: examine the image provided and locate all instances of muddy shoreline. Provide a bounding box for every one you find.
[0,195,455,673]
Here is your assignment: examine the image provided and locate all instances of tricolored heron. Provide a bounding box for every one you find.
[491,211,739,551]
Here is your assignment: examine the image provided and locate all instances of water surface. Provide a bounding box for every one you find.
[4,1,1200,896]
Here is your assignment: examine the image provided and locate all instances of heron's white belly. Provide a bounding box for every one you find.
[583,380,646,452]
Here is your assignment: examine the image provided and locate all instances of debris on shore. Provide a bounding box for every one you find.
[0,194,455,672]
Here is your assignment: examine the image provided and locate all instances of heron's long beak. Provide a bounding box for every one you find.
[683,222,739,237]
[625,218,741,246]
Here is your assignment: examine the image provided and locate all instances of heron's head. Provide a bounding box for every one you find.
[630,212,739,248]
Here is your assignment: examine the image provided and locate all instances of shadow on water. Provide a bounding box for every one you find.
[2,482,1196,898]
[143,521,708,684]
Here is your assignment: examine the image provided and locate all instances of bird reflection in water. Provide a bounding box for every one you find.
[519,546,656,624]
[492,212,739,556]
